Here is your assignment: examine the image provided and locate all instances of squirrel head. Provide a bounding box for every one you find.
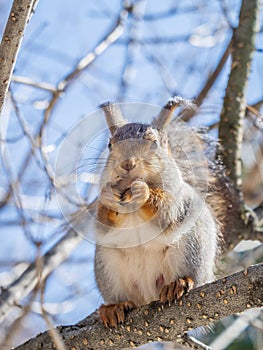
[99,100,190,192]
[106,123,171,190]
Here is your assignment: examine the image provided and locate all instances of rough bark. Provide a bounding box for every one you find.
[15,263,263,350]
[218,0,260,202]
[0,0,38,116]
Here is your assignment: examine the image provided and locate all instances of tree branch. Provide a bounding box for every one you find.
[15,263,263,350]
[0,0,38,117]
[218,0,261,203]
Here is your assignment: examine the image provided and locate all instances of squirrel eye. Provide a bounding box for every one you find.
[108,141,112,150]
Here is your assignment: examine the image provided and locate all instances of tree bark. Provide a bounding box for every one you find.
[0,0,38,117]
[15,263,263,350]
[218,0,260,202]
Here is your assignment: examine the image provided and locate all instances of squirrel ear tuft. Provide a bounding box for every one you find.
[99,102,126,135]
[152,96,197,129]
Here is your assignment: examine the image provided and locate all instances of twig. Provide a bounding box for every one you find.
[12,75,57,93]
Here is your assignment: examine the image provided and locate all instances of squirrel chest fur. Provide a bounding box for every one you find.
[94,98,224,327]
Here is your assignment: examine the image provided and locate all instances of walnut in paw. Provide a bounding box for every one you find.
[121,179,150,207]
[99,301,136,327]
[159,276,194,303]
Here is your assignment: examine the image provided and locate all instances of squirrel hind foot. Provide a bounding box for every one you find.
[99,301,136,328]
[159,276,194,303]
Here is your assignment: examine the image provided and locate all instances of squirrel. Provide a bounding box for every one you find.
[94,97,229,327]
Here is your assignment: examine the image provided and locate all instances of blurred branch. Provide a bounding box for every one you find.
[37,1,131,181]
[0,0,38,117]
[141,35,190,44]
[0,149,32,209]
[181,35,233,121]
[12,75,57,93]
[218,0,261,203]
[15,263,263,350]
[118,0,146,100]
[39,261,67,350]
[0,2,130,327]
[0,244,42,350]
[144,5,199,21]
[209,309,262,349]
[0,209,89,322]
[218,1,235,29]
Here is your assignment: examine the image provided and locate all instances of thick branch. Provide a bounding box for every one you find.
[0,0,38,117]
[218,0,260,202]
[15,263,263,350]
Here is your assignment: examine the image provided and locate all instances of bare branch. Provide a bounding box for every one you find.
[15,263,263,350]
[0,0,38,117]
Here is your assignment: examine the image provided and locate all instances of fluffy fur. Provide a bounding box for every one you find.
[94,121,221,308]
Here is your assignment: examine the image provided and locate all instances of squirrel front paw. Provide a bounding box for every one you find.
[99,179,150,212]
[100,182,121,211]
[121,179,150,208]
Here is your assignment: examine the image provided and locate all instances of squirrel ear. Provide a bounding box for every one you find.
[152,96,197,129]
[99,102,126,135]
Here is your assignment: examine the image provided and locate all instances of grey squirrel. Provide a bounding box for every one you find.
[94,97,228,327]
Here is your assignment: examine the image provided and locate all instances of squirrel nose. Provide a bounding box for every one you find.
[120,157,136,171]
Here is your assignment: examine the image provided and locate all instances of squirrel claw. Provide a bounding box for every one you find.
[159,276,194,303]
[99,301,136,328]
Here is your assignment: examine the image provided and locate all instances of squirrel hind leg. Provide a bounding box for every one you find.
[159,276,194,303]
[99,301,136,328]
